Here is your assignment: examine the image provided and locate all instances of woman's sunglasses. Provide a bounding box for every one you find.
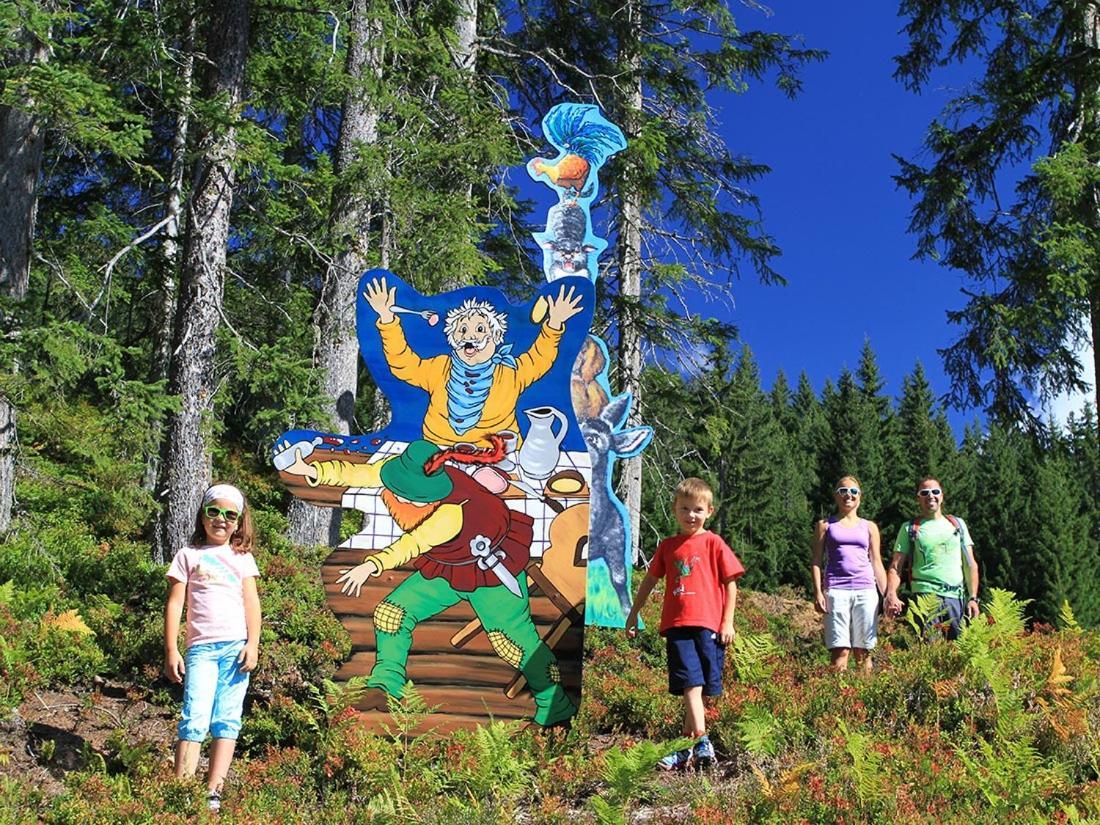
[835,487,860,496]
[203,505,240,522]
[917,488,942,497]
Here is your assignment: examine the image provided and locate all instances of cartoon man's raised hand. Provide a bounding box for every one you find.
[282,447,319,481]
[545,284,584,330]
[336,559,379,598]
[364,277,396,324]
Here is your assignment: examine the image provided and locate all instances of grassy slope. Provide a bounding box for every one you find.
[1,548,1098,824]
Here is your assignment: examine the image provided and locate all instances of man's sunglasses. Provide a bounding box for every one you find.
[203,505,240,522]
[835,487,860,496]
[917,488,942,497]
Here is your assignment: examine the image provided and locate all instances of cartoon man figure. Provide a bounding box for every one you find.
[363,277,583,447]
[282,439,577,727]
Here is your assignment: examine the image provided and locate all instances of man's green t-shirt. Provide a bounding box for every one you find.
[892,516,972,598]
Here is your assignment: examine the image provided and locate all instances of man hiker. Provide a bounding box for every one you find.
[884,477,980,640]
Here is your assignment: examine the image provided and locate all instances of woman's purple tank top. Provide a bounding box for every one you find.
[823,518,875,590]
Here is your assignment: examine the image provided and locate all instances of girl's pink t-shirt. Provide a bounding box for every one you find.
[166,544,260,648]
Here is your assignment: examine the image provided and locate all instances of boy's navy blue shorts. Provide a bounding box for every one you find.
[665,627,726,696]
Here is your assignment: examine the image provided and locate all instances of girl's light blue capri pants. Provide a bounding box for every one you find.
[178,639,250,741]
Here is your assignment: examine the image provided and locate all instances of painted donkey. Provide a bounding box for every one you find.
[580,393,653,618]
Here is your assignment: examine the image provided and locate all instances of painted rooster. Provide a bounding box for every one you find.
[529,104,627,198]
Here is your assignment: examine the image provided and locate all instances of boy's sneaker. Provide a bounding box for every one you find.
[692,736,717,769]
[656,747,692,771]
[207,792,221,813]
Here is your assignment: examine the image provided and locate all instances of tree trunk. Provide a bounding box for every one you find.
[0,19,49,530]
[0,105,43,302]
[0,24,48,301]
[1084,3,1100,422]
[454,0,477,72]
[1091,288,1100,419]
[287,1,382,547]
[153,12,196,384]
[144,12,196,494]
[616,5,645,564]
[155,0,250,562]
[0,397,14,533]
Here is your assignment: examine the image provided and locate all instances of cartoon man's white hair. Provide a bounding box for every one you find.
[444,299,508,347]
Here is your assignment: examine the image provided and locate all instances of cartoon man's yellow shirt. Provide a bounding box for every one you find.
[307,457,463,574]
[376,317,564,447]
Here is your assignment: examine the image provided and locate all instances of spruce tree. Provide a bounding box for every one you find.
[854,342,893,522]
[706,346,792,591]
[1058,409,1100,624]
[821,368,887,521]
[1027,449,1096,625]
[884,362,956,531]
[967,424,1030,600]
[790,371,831,521]
[772,370,818,588]
[896,0,1100,424]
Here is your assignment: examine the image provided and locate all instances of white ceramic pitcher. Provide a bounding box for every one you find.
[518,406,568,482]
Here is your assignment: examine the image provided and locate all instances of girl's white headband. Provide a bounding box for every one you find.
[202,484,245,513]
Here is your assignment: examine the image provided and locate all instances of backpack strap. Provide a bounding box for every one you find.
[944,514,974,600]
[905,518,921,589]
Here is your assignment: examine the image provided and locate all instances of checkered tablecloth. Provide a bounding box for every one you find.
[340,440,590,558]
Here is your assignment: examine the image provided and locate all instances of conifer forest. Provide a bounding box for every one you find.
[2,1,1100,822]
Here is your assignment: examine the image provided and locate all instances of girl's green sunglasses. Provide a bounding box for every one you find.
[203,505,240,522]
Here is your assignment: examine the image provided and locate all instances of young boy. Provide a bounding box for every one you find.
[625,477,744,770]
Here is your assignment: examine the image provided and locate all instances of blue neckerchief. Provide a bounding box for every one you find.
[446,343,517,435]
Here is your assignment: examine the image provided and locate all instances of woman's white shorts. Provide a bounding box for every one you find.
[824,587,879,650]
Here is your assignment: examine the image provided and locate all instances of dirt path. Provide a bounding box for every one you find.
[0,682,177,797]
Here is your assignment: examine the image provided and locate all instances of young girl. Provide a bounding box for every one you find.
[164,483,261,811]
[811,475,886,673]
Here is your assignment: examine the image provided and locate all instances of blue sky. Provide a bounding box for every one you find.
[711,3,1100,433]
[710,2,985,431]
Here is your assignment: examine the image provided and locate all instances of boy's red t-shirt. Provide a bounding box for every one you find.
[649,530,745,635]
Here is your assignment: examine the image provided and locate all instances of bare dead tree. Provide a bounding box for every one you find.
[615,0,645,563]
[287,0,382,546]
[155,0,251,562]
[0,10,52,531]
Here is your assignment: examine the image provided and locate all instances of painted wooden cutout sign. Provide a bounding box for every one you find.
[273,103,647,732]
[527,103,653,628]
[274,273,593,731]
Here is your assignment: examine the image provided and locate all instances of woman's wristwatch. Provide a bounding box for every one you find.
[967,596,980,605]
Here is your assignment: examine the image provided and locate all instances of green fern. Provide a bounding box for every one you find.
[364,784,417,822]
[954,734,1070,815]
[838,720,885,809]
[305,676,370,725]
[1058,600,1082,633]
[588,738,693,825]
[904,593,951,638]
[731,632,781,683]
[385,683,438,767]
[956,590,1032,739]
[302,675,371,749]
[736,704,782,757]
[459,722,535,802]
[981,588,1030,640]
